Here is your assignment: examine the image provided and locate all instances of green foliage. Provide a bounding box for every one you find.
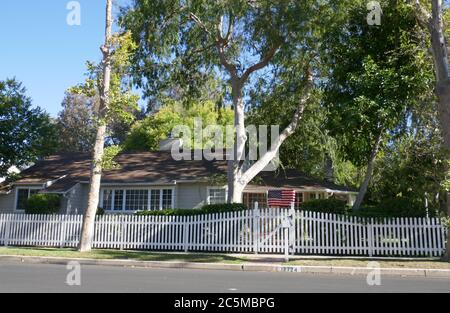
[120,0,321,103]
[135,203,247,216]
[67,32,140,142]
[96,207,105,216]
[300,197,430,218]
[300,199,349,214]
[443,160,450,192]
[0,78,58,178]
[367,126,446,214]
[101,145,122,170]
[124,100,233,151]
[357,196,431,218]
[322,0,434,166]
[56,93,96,153]
[24,194,61,215]
[441,216,450,229]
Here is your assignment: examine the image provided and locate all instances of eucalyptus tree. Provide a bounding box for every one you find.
[120,0,326,202]
[78,0,139,252]
[322,0,434,210]
[415,0,450,260]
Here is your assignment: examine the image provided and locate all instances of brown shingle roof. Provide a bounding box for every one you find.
[7,152,356,193]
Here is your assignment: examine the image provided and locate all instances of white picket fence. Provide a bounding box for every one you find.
[0,208,447,257]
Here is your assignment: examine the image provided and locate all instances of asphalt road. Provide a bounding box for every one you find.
[0,261,448,293]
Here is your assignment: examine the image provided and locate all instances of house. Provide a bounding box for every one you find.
[0,149,357,214]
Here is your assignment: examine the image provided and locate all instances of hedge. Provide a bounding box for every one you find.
[25,194,61,215]
[300,198,349,214]
[135,203,247,216]
[355,197,431,218]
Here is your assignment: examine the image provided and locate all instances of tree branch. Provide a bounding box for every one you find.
[188,12,211,36]
[239,71,313,186]
[215,16,238,80]
[240,42,282,84]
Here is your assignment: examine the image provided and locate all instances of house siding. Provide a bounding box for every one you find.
[64,183,89,214]
[176,183,208,209]
[0,191,16,213]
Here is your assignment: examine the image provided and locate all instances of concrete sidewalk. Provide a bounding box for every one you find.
[1,254,449,279]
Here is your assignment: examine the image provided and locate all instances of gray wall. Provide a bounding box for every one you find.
[176,183,208,209]
[0,182,217,214]
[64,183,89,214]
[0,191,15,213]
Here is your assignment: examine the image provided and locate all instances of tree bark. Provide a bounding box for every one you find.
[78,0,113,252]
[210,14,310,204]
[426,0,450,260]
[352,130,384,211]
[228,79,246,203]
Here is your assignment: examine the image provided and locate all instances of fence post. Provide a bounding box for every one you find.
[120,215,125,251]
[59,215,66,249]
[289,203,296,255]
[183,216,189,252]
[4,214,11,247]
[253,202,260,254]
[368,218,374,257]
[284,227,289,262]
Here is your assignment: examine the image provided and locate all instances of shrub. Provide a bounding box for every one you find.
[300,198,349,214]
[355,197,429,218]
[135,203,247,216]
[25,194,61,215]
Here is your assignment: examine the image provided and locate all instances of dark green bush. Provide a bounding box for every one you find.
[135,203,247,216]
[25,194,61,215]
[300,198,349,214]
[355,197,430,218]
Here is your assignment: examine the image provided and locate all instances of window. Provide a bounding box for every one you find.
[114,190,124,211]
[294,192,304,209]
[308,192,325,201]
[150,190,161,211]
[125,190,148,211]
[100,188,174,212]
[162,189,173,209]
[243,193,267,209]
[208,188,226,204]
[16,188,41,211]
[102,190,113,211]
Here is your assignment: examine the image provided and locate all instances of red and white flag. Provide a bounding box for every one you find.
[267,189,296,207]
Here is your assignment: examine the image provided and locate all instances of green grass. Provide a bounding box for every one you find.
[0,247,248,264]
[0,247,448,269]
[285,258,450,269]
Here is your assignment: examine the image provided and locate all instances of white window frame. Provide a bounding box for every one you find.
[14,186,42,212]
[100,187,175,212]
[207,186,228,205]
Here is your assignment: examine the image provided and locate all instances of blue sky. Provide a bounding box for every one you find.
[1,1,448,118]
[0,0,119,117]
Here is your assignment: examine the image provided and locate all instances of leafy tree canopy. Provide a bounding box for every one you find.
[124,100,233,151]
[0,78,57,178]
[66,31,141,146]
[322,0,434,166]
[119,0,324,105]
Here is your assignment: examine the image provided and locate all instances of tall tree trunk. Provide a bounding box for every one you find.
[352,130,383,211]
[426,0,450,260]
[78,0,113,252]
[210,14,308,204]
[228,79,246,203]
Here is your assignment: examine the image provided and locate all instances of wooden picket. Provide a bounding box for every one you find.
[0,209,447,257]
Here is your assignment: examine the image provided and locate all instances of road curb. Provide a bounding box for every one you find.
[0,255,449,278]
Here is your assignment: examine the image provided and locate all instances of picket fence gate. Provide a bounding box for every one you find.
[0,207,447,257]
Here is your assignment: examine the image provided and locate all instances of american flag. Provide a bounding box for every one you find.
[267,189,296,207]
